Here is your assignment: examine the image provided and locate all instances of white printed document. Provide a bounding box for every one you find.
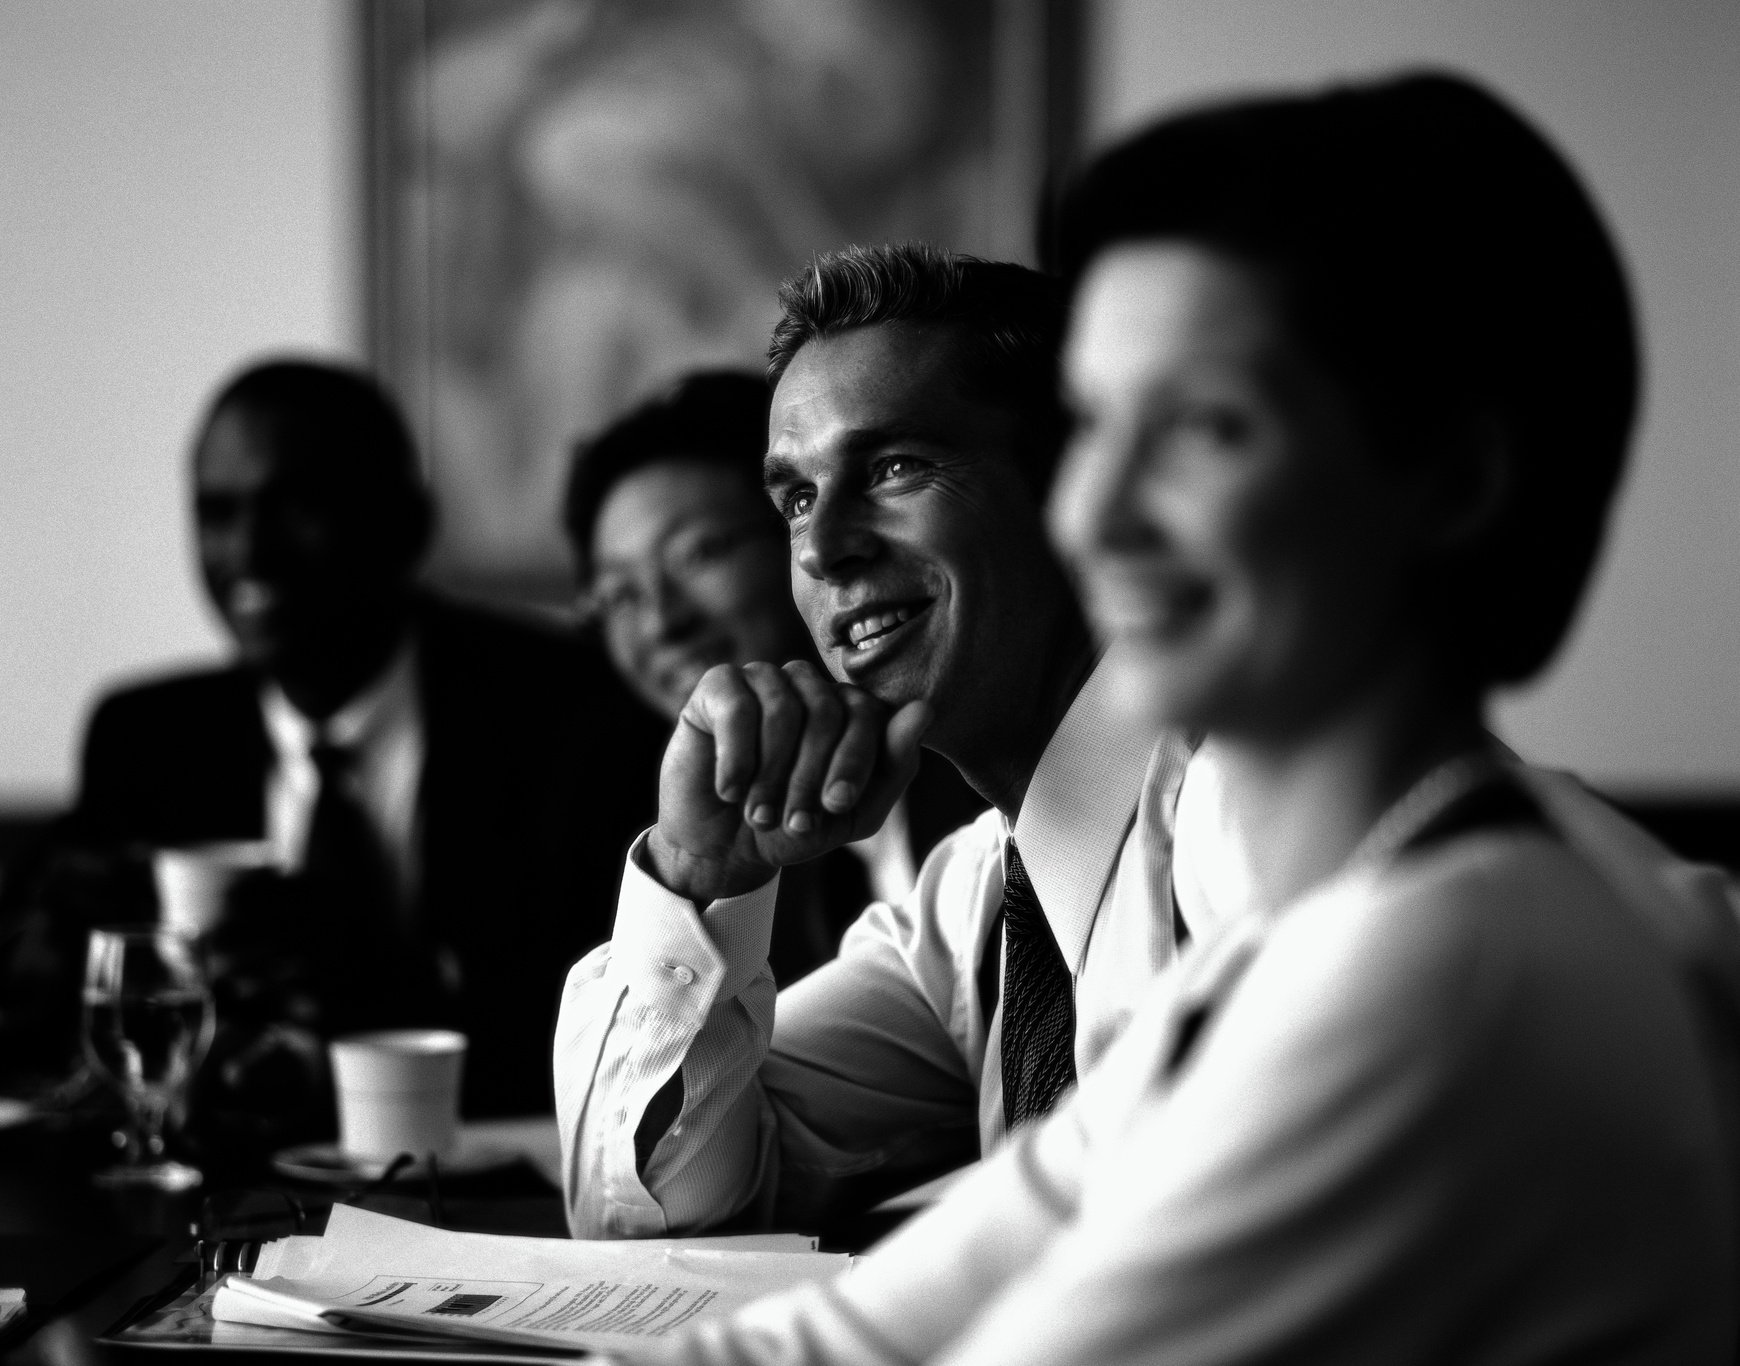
[212,1205,846,1356]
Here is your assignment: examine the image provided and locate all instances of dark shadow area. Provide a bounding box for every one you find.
[1608,793,1740,874]
[0,807,57,896]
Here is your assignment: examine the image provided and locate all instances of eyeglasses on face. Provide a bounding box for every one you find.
[578,521,772,627]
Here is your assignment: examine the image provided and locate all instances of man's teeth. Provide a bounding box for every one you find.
[848,607,914,650]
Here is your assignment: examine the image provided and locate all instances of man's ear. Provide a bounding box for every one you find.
[1416,409,1513,552]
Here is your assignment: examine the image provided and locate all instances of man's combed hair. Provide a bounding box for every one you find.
[1051,71,1639,688]
[767,243,1068,493]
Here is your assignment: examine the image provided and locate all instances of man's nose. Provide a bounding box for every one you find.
[794,487,879,582]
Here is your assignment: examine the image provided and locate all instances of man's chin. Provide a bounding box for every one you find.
[226,628,288,673]
[827,649,933,715]
[221,601,313,671]
[227,624,397,700]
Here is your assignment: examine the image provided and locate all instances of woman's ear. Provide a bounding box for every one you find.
[1415,409,1513,552]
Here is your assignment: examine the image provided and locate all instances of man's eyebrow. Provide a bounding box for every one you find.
[842,419,951,452]
[762,453,800,490]
[763,422,955,490]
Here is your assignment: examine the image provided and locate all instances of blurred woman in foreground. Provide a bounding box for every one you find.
[621,72,1740,1365]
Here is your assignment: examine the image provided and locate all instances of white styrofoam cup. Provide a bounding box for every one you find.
[328,1029,467,1164]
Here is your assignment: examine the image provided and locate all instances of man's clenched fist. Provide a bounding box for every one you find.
[645,660,931,904]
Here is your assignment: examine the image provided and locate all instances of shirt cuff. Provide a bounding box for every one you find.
[612,829,782,1015]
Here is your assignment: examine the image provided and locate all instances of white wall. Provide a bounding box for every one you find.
[1089,0,1740,794]
[2,1,1734,803]
[0,0,362,806]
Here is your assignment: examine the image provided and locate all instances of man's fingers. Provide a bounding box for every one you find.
[884,698,934,774]
[679,665,763,805]
[819,686,897,816]
[852,699,933,823]
[672,663,930,863]
[779,662,850,833]
[739,661,807,830]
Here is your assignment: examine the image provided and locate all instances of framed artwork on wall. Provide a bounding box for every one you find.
[364,0,1080,605]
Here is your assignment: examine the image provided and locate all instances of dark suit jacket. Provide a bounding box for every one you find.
[64,594,668,1117]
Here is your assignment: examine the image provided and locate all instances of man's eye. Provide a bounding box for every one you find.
[869,456,923,485]
[777,488,814,521]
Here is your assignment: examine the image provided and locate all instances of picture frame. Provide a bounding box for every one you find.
[364,0,1080,605]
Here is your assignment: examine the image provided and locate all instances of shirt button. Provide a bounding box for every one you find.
[668,963,695,986]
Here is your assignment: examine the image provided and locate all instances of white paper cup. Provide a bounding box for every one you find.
[328,1029,467,1164]
[153,841,276,936]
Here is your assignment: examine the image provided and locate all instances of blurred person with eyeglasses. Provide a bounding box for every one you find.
[564,371,983,988]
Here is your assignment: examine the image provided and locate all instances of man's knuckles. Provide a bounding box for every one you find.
[796,688,846,736]
[703,684,766,738]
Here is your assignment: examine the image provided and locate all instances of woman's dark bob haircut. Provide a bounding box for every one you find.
[1049,71,1638,688]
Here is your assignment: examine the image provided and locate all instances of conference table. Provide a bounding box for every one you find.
[0,1106,575,1366]
[1,1100,935,1365]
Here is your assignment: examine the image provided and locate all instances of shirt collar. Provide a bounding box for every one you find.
[260,639,419,759]
[1012,652,1159,974]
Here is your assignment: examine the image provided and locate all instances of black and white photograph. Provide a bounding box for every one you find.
[2,2,1737,1362]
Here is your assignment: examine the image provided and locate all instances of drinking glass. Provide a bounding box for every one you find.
[82,926,215,1190]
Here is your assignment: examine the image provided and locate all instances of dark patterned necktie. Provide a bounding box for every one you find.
[999,839,1077,1129]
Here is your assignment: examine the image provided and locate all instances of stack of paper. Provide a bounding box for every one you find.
[212,1206,847,1356]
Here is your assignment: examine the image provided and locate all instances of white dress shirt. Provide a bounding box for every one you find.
[554,656,1188,1238]
[610,757,1740,1366]
[845,800,919,907]
[258,642,424,908]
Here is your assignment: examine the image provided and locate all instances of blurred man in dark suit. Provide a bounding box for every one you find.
[1,359,666,1128]
[563,370,982,985]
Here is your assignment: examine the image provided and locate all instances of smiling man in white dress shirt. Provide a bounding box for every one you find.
[554,244,1193,1239]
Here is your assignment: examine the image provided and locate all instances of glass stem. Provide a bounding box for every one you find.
[131,1091,169,1163]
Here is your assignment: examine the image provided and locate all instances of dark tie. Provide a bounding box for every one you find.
[304,741,397,917]
[302,740,450,1030]
[999,839,1077,1129]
